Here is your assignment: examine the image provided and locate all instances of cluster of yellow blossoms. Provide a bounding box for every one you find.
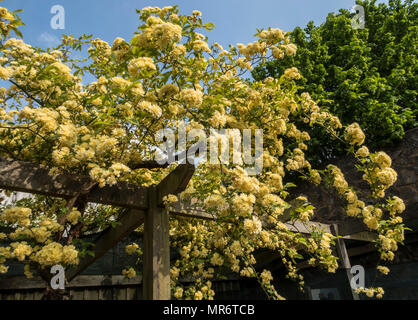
[125,243,140,255]
[179,88,204,108]
[31,242,79,268]
[162,194,179,206]
[122,267,136,279]
[10,241,32,261]
[356,287,385,299]
[0,207,31,227]
[284,67,301,80]
[377,265,390,275]
[243,216,263,237]
[232,193,256,217]
[0,7,14,22]
[345,122,366,145]
[0,239,78,271]
[66,209,81,225]
[128,57,156,76]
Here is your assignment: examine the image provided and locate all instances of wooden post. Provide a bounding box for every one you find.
[143,186,170,300]
[331,224,360,300]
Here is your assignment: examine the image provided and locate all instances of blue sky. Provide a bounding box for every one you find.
[2,0,387,50]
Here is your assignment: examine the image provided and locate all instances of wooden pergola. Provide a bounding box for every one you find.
[0,157,377,300]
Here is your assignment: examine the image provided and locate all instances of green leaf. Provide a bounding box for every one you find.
[203,22,216,31]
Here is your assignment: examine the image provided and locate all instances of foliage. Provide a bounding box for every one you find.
[253,0,417,165]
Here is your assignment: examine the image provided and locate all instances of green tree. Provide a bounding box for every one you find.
[253,0,417,165]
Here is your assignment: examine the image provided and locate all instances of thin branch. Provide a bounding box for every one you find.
[9,80,45,107]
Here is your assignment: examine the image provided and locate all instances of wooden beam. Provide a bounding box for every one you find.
[168,198,214,220]
[285,220,332,234]
[0,157,148,210]
[337,220,368,236]
[143,186,170,300]
[346,243,376,257]
[68,275,142,288]
[0,275,142,290]
[342,231,377,242]
[66,209,145,282]
[156,163,195,206]
[128,160,169,169]
[168,198,335,230]
[331,224,360,300]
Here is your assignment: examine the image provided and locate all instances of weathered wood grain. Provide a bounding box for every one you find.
[126,287,138,300]
[84,289,99,300]
[285,220,332,234]
[143,164,195,300]
[337,219,368,236]
[168,198,213,220]
[143,186,170,300]
[0,276,47,290]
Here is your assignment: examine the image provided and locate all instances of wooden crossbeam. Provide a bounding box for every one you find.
[0,275,143,290]
[168,201,333,235]
[0,157,372,238]
[285,220,331,234]
[0,157,148,210]
[168,198,214,220]
[167,200,375,242]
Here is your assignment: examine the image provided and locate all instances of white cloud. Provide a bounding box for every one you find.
[38,32,60,48]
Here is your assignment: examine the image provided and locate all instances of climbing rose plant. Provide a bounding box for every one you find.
[0,5,407,300]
